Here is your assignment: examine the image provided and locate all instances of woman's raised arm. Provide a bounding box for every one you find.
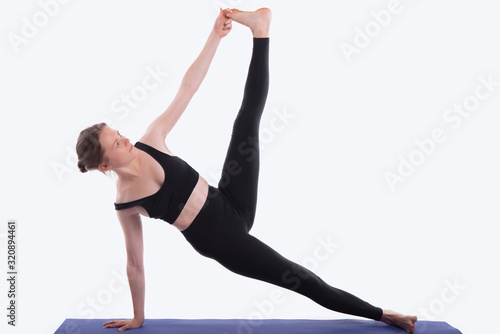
[143,9,232,142]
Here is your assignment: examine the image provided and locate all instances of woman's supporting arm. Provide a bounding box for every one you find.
[103,211,145,331]
[143,9,232,141]
[127,264,145,323]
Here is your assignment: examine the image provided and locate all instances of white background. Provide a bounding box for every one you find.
[1,0,499,333]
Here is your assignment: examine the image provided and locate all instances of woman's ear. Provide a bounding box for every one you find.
[98,162,112,172]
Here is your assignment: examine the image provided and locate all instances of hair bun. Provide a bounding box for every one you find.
[76,122,108,175]
[77,161,88,173]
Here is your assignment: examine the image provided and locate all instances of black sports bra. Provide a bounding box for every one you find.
[114,142,199,224]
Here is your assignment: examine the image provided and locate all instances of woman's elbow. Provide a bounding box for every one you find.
[127,262,144,275]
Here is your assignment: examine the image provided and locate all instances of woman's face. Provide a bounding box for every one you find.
[98,126,136,171]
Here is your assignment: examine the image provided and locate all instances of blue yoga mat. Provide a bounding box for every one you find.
[54,318,462,333]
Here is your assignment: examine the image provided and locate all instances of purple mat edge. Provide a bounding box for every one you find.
[55,318,462,334]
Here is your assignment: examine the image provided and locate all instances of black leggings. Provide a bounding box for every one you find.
[181,38,383,321]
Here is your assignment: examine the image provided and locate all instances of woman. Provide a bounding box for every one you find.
[76,8,417,333]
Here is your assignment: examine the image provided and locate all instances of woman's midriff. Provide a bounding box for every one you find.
[171,175,209,231]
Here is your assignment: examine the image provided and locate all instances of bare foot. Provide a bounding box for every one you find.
[380,310,418,333]
[223,8,272,38]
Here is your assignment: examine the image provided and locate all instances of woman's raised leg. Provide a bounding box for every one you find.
[216,8,272,231]
[213,7,418,333]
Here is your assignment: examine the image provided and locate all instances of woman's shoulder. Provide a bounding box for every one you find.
[137,131,174,156]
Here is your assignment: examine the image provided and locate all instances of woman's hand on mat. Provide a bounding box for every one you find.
[213,8,232,38]
[102,318,143,331]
